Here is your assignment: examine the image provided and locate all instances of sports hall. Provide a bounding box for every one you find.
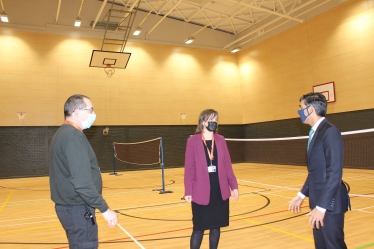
[0,0,373,248]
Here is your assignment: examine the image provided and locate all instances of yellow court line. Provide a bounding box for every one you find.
[0,191,14,213]
[238,215,313,243]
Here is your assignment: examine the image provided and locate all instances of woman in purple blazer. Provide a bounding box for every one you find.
[184,109,239,249]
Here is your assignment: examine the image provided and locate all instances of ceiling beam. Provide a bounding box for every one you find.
[190,0,244,38]
[92,0,108,29]
[224,0,325,49]
[186,0,212,22]
[55,0,62,24]
[225,0,303,23]
[137,0,162,27]
[147,0,183,36]
[214,6,247,31]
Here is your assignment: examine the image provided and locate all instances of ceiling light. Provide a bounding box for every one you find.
[231,46,241,53]
[0,11,8,22]
[74,17,82,27]
[185,36,195,44]
[133,27,142,36]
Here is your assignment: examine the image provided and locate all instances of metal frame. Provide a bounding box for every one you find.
[111,138,173,194]
[128,0,330,50]
[100,0,141,52]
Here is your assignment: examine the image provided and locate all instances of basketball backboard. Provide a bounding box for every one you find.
[89,50,131,69]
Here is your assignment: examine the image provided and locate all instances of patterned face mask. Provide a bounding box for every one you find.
[297,105,312,123]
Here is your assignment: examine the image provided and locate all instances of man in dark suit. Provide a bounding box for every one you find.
[288,92,349,249]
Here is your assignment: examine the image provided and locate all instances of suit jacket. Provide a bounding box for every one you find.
[184,133,238,205]
[301,119,349,214]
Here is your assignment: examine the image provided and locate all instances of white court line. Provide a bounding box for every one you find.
[114,200,184,211]
[238,179,374,198]
[4,187,175,206]
[237,179,300,191]
[357,206,374,211]
[117,223,146,249]
[349,194,374,198]
[344,175,374,180]
[0,219,58,228]
[1,200,185,224]
[0,215,56,223]
[354,209,374,214]
[119,203,188,214]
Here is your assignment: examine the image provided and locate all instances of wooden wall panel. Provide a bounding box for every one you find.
[0,31,241,126]
[0,0,373,126]
[238,0,374,124]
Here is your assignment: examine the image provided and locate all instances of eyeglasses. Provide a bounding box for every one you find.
[79,107,94,114]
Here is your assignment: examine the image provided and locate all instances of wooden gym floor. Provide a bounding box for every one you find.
[0,163,373,249]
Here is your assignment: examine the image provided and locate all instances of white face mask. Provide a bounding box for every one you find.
[81,113,96,129]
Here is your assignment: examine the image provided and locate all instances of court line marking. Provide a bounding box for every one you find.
[237,215,314,243]
[349,194,374,198]
[0,187,175,206]
[0,225,60,234]
[1,191,268,228]
[238,179,300,190]
[119,192,263,217]
[117,223,146,249]
[355,242,374,249]
[355,209,374,214]
[0,191,14,213]
[0,220,59,228]
[0,215,57,223]
[357,206,374,211]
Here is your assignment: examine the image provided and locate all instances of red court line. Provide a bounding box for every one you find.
[96,206,311,245]
[52,193,371,248]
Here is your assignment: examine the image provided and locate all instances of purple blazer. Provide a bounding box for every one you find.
[184,133,238,205]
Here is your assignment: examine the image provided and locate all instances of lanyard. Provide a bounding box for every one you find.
[64,120,83,132]
[201,133,215,164]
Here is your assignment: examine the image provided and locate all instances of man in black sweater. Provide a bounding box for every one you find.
[49,94,118,249]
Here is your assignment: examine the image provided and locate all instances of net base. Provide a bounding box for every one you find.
[109,172,122,176]
[153,189,173,194]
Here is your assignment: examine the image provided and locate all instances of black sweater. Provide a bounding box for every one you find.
[49,124,109,213]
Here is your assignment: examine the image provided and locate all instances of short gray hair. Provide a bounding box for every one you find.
[64,94,90,118]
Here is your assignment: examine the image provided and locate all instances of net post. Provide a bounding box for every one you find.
[110,143,121,176]
[153,137,173,194]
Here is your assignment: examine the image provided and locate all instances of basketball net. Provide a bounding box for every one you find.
[104,64,115,77]
[17,112,26,120]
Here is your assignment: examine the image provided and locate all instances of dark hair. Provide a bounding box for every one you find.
[64,94,90,118]
[195,109,219,134]
[299,92,327,117]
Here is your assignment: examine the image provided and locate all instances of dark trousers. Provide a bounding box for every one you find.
[55,204,98,249]
[313,212,347,249]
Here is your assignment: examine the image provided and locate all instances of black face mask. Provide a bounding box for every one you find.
[206,121,217,132]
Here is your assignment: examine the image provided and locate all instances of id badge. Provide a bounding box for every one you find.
[208,165,216,173]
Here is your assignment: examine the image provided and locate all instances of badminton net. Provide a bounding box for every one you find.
[113,137,161,165]
[226,128,374,197]
[112,137,172,194]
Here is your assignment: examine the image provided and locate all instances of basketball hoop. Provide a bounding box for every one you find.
[17,112,26,120]
[103,127,109,136]
[103,64,115,77]
[180,112,187,120]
